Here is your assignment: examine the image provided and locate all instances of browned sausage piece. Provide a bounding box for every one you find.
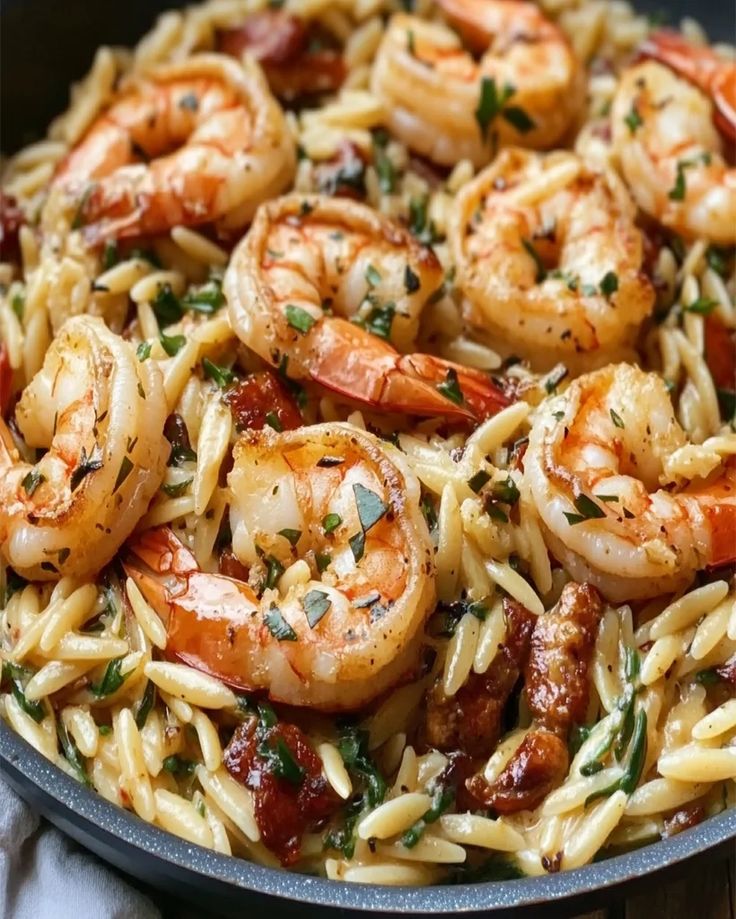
[466,728,569,814]
[422,599,536,759]
[525,582,604,736]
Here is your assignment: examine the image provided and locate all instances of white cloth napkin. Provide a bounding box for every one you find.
[0,775,160,919]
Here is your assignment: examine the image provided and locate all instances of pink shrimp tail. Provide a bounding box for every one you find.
[639,31,736,142]
[305,317,511,422]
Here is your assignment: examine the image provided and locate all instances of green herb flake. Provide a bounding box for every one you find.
[316,551,332,573]
[353,483,387,532]
[404,265,420,293]
[21,469,45,497]
[522,238,546,282]
[57,719,91,786]
[365,264,382,288]
[162,754,197,776]
[544,365,569,394]
[502,105,535,134]
[338,724,387,807]
[363,301,396,340]
[161,477,192,498]
[278,528,302,546]
[151,283,183,326]
[474,76,514,140]
[259,736,305,786]
[102,239,119,270]
[467,469,491,493]
[264,555,285,590]
[610,408,625,429]
[349,530,366,563]
[264,604,297,641]
[136,341,152,361]
[159,330,186,357]
[599,271,619,298]
[71,184,95,230]
[401,784,455,848]
[684,297,718,316]
[303,589,332,628]
[436,367,464,405]
[113,456,134,494]
[182,279,225,314]
[202,357,235,388]
[624,104,643,134]
[285,304,316,334]
[374,144,397,194]
[70,444,104,492]
[322,512,342,534]
[135,680,156,729]
[90,657,128,697]
[491,475,520,505]
[264,411,284,432]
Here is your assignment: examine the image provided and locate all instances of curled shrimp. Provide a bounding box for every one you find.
[640,30,736,143]
[46,54,295,243]
[448,149,655,371]
[370,0,582,168]
[526,363,736,602]
[611,49,736,244]
[0,316,168,581]
[125,423,435,710]
[224,194,510,422]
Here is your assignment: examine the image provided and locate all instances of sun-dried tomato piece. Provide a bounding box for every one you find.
[0,342,13,418]
[466,729,569,814]
[704,314,736,393]
[716,654,736,685]
[0,192,24,263]
[224,719,339,865]
[218,549,249,581]
[662,803,705,838]
[217,11,345,100]
[224,371,302,432]
[422,599,536,759]
[525,582,603,737]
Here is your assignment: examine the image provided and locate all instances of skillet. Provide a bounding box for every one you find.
[1,0,735,914]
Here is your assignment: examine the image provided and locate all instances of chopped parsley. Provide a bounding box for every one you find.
[151,283,183,326]
[21,469,45,497]
[522,238,546,282]
[610,408,625,429]
[136,341,152,361]
[437,367,464,405]
[70,445,104,491]
[563,492,607,526]
[264,604,297,641]
[404,265,420,293]
[202,357,236,387]
[90,658,128,697]
[624,103,643,134]
[159,330,186,356]
[322,513,342,534]
[285,304,316,334]
[303,589,331,628]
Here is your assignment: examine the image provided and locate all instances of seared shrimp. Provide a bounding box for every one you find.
[611,51,736,244]
[370,0,582,167]
[224,194,510,422]
[47,54,295,242]
[526,363,736,602]
[448,149,655,370]
[0,316,168,581]
[125,423,435,710]
[640,31,736,143]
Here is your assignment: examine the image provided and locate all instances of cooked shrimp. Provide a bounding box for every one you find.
[611,57,736,244]
[640,30,736,143]
[224,194,510,422]
[526,363,736,602]
[125,423,435,710]
[370,0,582,168]
[0,316,168,581]
[448,149,655,371]
[46,55,295,243]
